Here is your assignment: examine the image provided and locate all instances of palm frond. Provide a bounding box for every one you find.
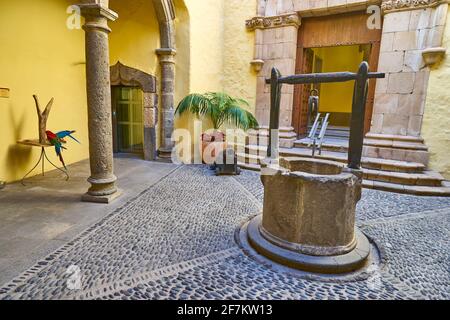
[175,92,259,131]
[221,104,259,130]
[175,93,211,118]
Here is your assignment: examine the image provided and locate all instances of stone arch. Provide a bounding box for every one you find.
[110,61,158,161]
[152,0,176,49]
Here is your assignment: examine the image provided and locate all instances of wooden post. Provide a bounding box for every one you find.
[267,67,282,159]
[33,95,53,144]
[348,62,369,169]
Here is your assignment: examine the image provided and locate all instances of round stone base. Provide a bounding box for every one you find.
[245,215,371,274]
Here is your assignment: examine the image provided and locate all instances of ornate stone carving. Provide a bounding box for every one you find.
[422,47,447,66]
[381,0,449,13]
[110,61,156,93]
[250,59,265,72]
[246,13,300,30]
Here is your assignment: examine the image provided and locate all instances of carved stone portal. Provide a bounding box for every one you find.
[110,61,158,161]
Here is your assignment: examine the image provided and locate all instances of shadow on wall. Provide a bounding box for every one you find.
[6,106,32,178]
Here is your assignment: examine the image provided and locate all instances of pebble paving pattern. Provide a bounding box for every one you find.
[0,166,449,300]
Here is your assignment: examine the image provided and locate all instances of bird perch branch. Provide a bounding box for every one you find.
[33,95,54,144]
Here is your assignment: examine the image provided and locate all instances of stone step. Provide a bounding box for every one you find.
[362,169,444,187]
[237,152,262,166]
[232,143,426,173]
[246,129,297,148]
[364,138,428,151]
[363,180,450,196]
[237,152,440,186]
[309,126,350,139]
[294,138,349,153]
[236,160,450,196]
[323,130,350,138]
[365,133,425,143]
[237,161,261,171]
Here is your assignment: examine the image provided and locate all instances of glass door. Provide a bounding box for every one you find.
[112,86,144,154]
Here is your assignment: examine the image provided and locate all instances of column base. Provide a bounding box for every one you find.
[84,175,119,203]
[81,189,122,204]
[157,147,173,160]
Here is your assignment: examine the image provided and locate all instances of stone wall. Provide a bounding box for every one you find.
[248,16,299,127]
[372,2,449,137]
[247,0,449,169]
[247,0,381,147]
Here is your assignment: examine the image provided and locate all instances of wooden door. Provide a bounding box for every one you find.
[292,11,382,136]
[295,48,314,135]
[364,41,381,134]
[112,87,144,154]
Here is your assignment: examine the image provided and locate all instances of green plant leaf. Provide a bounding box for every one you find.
[175,92,259,131]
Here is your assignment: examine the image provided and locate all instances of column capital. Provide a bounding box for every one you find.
[78,3,118,33]
[156,48,176,64]
[78,3,118,21]
[156,48,177,56]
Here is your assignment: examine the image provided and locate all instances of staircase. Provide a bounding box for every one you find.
[234,128,450,196]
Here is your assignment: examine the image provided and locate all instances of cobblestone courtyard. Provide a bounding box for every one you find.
[0,165,449,300]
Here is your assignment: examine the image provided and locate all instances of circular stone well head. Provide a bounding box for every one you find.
[279,156,344,175]
[248,156,369,274]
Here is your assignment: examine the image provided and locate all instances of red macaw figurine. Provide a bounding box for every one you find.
[46,130,80,169]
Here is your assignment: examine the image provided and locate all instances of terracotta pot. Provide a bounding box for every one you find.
[201,131,227,164]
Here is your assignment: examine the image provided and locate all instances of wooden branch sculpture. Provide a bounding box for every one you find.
[33,94,54,144]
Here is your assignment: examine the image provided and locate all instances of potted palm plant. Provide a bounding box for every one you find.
[175,92,259,163]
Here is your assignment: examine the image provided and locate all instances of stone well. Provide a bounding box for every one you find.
[246,157,371,274]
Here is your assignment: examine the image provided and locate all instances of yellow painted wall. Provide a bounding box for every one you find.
[422,9,450,179]
[184,0,225,93]
[0,0,259,179]
[174,0,191,106]
[223,0,257,117]
[174,0,257,136]
[313,45,364,114]
[109,0,160,76]
[173,0,195,136]
[0,0,88,182]
[108,0,161,149]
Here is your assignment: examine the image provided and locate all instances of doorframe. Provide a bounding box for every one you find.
[110,61,158,161]
[292,11,382,137]
[111,86,145,155]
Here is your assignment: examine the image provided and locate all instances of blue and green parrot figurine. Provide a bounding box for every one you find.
[46,130,80,169]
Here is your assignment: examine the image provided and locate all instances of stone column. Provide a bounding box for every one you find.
[156,48,176,159]
[79,3,120,203]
